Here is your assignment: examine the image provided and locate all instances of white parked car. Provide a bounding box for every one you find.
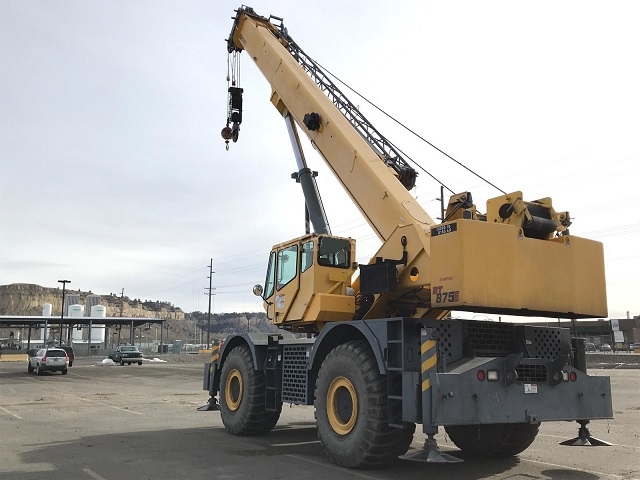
[28,347,69,375]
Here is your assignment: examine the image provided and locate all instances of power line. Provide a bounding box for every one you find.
[314,60,506,195]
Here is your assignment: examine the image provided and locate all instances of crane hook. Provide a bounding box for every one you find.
[221,124,233,151]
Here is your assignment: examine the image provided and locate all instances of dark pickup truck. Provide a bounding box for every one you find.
[108,345,143,365]
[60,346,75,367]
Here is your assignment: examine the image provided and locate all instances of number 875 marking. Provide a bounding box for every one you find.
[434,290,459,303]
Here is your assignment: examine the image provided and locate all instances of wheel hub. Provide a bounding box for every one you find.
[326,376,357,435]
[225,368,243,411]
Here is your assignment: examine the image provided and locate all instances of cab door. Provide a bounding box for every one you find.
[263,251,277,321]
[272,243,300,324]
[262,244,301,324]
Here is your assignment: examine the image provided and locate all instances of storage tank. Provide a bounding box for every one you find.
[64,294,80,315]
[90,305,106,317]
[85,295,102,316]
[70,304,84,341]
[72,326,84,341]
[90,305,106,342]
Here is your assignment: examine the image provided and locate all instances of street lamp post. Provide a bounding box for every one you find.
[58,280,71,345]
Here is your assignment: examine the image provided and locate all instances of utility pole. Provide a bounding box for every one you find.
[119,288,125,345]
[205,259,215,348]
[436,185,445,221]
[58,280,71,345]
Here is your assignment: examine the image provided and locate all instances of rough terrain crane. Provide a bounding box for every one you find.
[203,6,613,468]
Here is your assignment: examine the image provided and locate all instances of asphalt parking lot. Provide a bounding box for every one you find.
[1,356,639,480]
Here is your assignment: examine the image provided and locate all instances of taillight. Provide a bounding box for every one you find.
[42,356,47,362]
[65,353,69,361]
[476,369,499,381]
[560,370,578,382]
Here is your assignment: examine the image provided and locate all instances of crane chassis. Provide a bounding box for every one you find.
[203,6,613,468]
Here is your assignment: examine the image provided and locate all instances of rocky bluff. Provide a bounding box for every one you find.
[0,283,184,319]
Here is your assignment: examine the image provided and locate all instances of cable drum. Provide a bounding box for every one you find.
[523,204,557,240]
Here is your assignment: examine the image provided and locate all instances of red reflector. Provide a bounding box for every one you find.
[569,371,577,382]
[42,356,47,361]
[477,370,486,381]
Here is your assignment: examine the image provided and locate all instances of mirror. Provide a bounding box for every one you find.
[252,284,264,297]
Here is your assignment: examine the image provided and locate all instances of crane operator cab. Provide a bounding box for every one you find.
[253,234,357,332]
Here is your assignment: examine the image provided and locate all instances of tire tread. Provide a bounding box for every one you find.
[315,340,415,468]
[220,345,281,436]
[445,423,539,457]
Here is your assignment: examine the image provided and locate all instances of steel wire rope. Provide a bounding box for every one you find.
[130,264,205,290]
[607,253,640,262]
[313,60,507,196]
[573,197,640,215]
[211,250,269,266]
[582,223,640,239]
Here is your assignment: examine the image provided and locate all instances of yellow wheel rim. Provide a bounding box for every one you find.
[326,376,357,435]
[225,368,243,411]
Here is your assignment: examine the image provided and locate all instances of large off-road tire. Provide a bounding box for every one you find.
[445,423,540,457]
[314,340,416,469]
[219,345,281,436]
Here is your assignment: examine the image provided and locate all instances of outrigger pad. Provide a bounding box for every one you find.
[400,437,464,463]
[197,397,220,411]
[559,421,612,447]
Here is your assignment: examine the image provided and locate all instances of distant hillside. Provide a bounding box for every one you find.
[187,311,278,337]
[0,283,184,319]
[0,283,278,341]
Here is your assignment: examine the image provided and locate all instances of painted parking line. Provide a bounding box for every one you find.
[82,467,107,480]
[271,440,321,447]
[60,393,142,415]
[284,454,381,480]
[0,405,23,419]
[522,457,637,480]
[68,372,110,384]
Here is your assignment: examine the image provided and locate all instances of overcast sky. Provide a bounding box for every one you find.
[1,0,638,320]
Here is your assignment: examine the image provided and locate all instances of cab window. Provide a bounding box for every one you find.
[276,244,298,290]
[301,241,314,273]
[317,237,350,268]
[264,251,276,298]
